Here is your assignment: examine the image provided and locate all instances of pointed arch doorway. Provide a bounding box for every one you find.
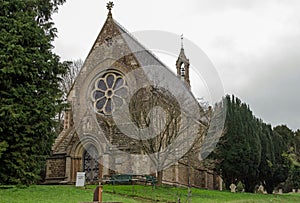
[83,145,103,183]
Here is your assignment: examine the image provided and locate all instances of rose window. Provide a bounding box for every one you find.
[91,72,128,115]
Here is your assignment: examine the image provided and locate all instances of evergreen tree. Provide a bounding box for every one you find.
[274,126,299,192]
[0,141,8,159]
[273,125,294,150]
[257,125,292,193]
[258,122,275,194]
[211,96,297,193]
[213,95,239,188]
[271,130,291,190]
[213,95,261,192]
[0,0,66,185]
[295,130,300,159]
[240,104,261,192]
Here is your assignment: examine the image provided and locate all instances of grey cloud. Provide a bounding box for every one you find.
[192,0,297,12]
[238,35,300,130]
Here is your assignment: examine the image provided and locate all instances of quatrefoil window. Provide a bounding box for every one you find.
[92,72,128,115]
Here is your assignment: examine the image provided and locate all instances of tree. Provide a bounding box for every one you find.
[60,59,83,99]
[273,125,294,150]
[212,95,261,192]
[270,130,291,191]
[274,126,300,192]
[295,130,300,159]
[110,66,206,186]
[258,122,275,194]
[0,141,8,159]
[0,0,67,185]
[129,86,181,185]
[257,125,293,193]
[55,59,83,133]
[209,95,297,193]
[126,85,203,186]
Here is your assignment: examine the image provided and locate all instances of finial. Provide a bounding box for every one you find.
[181,34,184,49]
[106,1,114,17]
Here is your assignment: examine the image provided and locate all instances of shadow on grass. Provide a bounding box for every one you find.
[0,185,15,189]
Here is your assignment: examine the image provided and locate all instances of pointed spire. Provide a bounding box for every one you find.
[106,1,114,18]
[176,33,190,89]
[179,34,188,63]
[181,34,184,49]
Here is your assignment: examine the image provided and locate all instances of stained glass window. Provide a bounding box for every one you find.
[92,72,128,115]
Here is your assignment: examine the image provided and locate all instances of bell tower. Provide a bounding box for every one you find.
[176,35,190,89]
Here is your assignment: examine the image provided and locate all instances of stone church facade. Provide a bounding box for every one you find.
[45,3,222,190]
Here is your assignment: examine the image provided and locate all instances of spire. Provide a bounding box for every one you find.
[181,34,184,49]
[176,34,190,89]
[179,34,188,62]
[106,1,114,18]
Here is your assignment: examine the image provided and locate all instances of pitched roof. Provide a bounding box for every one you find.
[87,11,168,70]
[67,9,178,99]
[113,20,167,68]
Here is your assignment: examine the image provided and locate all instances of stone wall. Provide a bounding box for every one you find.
[45,154,66,183]
[162,162,221,190]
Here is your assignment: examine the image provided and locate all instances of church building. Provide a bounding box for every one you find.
[45,2,222,190]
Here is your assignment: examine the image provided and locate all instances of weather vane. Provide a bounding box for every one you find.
[106,1,114,12]
[181,34,184,49]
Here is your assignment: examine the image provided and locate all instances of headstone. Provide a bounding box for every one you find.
[278,188,283,194]
[75,172,85,187]
[219,178,223,191]
[257,185,264,193]
[230,183,236,193]
[292,189,296,193]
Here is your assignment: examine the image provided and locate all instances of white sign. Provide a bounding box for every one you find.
[75,172,85,187]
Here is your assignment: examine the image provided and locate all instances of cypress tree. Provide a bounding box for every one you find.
[258,123,275,194]
[241,105,261,192]
[270,129,290,190]
[213,95,261,192]
[211,96,297,193]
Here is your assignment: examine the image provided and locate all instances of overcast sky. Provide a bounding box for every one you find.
[52,0,300,131]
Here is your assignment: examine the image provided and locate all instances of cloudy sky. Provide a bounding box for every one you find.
[52,0,300,131]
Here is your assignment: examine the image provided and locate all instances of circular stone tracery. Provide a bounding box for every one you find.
[91,72,128,115]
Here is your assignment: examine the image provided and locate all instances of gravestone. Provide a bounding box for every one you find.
[230,183,236,193]
[257,185,264,193]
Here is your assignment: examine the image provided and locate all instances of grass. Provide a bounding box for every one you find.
[1,184,300,203]
[104,185,300,203]
[0,185,140,203]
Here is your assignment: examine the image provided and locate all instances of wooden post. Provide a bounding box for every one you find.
[98,182,102,203]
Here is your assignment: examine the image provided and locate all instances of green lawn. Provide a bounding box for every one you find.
[1,184,300,203]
